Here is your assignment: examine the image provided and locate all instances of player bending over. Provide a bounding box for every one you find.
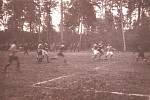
[92,43,104,60]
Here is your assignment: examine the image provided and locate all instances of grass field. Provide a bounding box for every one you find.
[0,51,150,100]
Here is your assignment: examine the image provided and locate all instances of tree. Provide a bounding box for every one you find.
[0,0,2,13]
[63,0,97,50]
[9,0,26,31]
[0,0,57,44]
[42,0,58,44]
[64,0,96,30]
[127,0,150,50]
[24,0,37,32]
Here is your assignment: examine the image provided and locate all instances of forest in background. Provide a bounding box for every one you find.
[0,0,150,51]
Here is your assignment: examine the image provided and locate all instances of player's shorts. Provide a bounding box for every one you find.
[94,50,99,55]
[92,48,99,55]
[106,51,113,56]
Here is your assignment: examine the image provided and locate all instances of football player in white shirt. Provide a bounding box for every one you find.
[4,40,20,72]
[105,44,113,59]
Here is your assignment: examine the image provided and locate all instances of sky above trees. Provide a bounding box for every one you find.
[51,0,70,31]
[0,0,150,51]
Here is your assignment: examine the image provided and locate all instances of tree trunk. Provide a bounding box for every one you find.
[29,21,32,32]
[137,0,142,26]
[120,0,126,51]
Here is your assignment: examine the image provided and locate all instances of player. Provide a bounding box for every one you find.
[136,45,145,62]
[4,40,20,72]
[37,42,43,63]
[97,42,104,56]
[37,42,49,63]
[24,43,29,55]
[57,44,67,64]
[92,43,99,60]
[105,44,113,59]
[44,42,49,52]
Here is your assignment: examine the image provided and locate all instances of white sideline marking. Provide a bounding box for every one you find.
[86,89,150,98]
[32,85,150,98]
[32,62,117,87]
[92,62,150,98]
[32,61,121,87]
[32,74,75,86]
[32,61,150,99]
[32,85,68,90]
[32,60,118,87]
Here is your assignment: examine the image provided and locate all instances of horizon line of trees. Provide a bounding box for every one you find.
[0,0,150,51]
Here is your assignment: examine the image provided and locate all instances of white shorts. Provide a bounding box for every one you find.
[92,49,99,55]
[106,51,113,56]
[42,50,48,55]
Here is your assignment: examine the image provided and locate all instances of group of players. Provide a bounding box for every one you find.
[92,42,115,60]
[3,40,67,73]
[36,41,67,64]
[2,40,149,73]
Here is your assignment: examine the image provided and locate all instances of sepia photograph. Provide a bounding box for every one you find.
[0,0,150,100]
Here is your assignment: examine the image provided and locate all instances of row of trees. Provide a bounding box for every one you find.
[0,0,150,51]
[63,0,150,50]
[0,0,58,44]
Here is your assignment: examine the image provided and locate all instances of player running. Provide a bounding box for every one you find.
[57,44,67,64]
[105,44,114,59]
[4,40,20,72]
